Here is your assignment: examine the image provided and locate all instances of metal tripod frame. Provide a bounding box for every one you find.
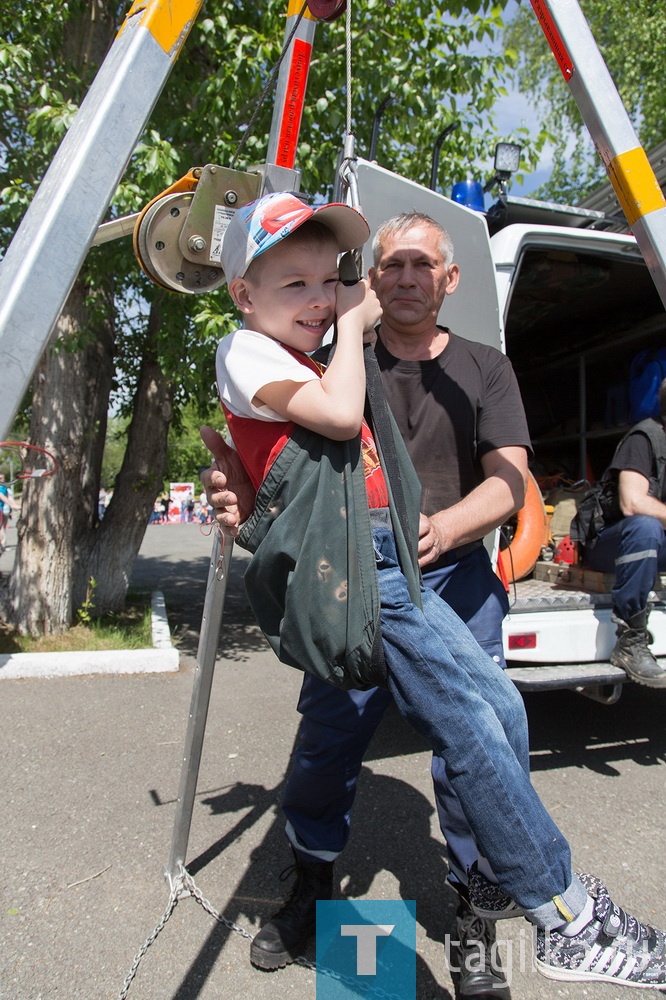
[165,530,234,884]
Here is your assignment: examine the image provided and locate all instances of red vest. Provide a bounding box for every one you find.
[222,346,388,508]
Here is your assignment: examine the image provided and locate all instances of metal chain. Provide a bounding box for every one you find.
[117,864,408,1000]
[181,868,254,942]
[117,879,182,1000]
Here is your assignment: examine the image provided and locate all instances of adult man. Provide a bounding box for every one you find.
[574,381,666,687]
[202,211,530,998]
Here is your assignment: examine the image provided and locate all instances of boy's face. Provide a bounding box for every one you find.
[230,238,339,353]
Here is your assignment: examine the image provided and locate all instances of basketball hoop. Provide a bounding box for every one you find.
[0,441,58,486]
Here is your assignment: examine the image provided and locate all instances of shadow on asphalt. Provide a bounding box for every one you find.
[522,684,666,776]
[345,684,666,778]
[155,683,666,998]
[169,761,456,1000]
[132,549,269,662]
[147,678,665,999]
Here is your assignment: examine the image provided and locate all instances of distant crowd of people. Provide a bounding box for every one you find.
[97,486,212,526]
[148,491,212,525]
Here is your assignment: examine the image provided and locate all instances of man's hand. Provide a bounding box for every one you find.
[199,426,256,536]
[417,513,448,568]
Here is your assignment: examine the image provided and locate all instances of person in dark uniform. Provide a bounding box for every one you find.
[581,379,666,688]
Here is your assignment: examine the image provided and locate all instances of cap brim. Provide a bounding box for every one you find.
[312,203,370,251]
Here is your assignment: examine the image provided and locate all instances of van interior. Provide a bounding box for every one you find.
[505,244,666,486]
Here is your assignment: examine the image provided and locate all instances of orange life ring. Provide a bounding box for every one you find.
[496,471,548,585]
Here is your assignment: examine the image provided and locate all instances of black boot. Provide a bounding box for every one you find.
[451,898,511,999]
[250,850,334,969]
[610,610,666,687]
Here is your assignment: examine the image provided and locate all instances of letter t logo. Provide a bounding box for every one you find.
[340,924,395,975]
[316,899,415,999]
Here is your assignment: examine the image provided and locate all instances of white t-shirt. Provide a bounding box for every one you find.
[216,328,319,422]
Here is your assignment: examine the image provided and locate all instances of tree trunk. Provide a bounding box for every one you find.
[8,279,115,635]
[6,291,173,632]
[77,300,173,613]
[62,0,117,75]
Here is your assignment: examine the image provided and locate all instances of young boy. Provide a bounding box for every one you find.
[216,190,666,988]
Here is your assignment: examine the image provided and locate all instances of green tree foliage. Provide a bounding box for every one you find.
[0,0,534,630]
[101,404,222,490]
[165,401,224,486]
[506,0,666,204]
[1,0,544,423]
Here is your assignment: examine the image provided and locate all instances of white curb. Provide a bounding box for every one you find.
[0,591,179,680]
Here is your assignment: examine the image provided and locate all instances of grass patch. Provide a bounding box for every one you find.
[0,592,153,654]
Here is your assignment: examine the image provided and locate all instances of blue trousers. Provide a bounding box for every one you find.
[584,514,666,620]
[283,546,507,885]
[283,529,584,927]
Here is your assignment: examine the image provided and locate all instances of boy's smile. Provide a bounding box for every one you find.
[231,239,340,354]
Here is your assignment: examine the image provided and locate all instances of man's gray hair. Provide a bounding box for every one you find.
[372,211,455,267]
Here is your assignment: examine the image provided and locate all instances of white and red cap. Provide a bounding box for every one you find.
[221,191,370,283]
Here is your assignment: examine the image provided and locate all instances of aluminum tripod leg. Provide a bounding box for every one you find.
[531,0,666,308]
[0,0,203,440]
[265,0,317,170]
[166,531,233,883]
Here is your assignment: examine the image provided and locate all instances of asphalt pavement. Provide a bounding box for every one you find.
[1,521,666,1000]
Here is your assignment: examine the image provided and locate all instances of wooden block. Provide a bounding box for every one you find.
[582,569,615,593]
[533,560,571,584]
[533,561,614,593]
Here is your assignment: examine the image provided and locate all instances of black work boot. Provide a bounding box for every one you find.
[610,610,666,687]
[450,898,511,999]
[250,850,334,969]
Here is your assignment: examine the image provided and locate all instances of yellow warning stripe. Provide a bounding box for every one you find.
[288,0,317,20]
[119,0,203,57]
[608,147,666,227]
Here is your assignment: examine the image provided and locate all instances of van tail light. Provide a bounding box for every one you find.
[508,633,537,650]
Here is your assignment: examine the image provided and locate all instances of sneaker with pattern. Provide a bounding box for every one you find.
[467,862,523,921]
[536,872,666,989]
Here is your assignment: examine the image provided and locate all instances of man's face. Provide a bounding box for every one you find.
[369,223,459,334]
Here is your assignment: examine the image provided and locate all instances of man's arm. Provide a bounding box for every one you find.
[618,468,666,526]
[417,445,528,568]
[199,426,255,536]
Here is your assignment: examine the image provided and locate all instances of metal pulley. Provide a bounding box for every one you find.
[132,165,262,294]
[134,191,225,294]
[306,0,347,22]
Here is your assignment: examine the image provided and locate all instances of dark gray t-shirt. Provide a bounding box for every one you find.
[609,424,666,500]
[376,329,531,517]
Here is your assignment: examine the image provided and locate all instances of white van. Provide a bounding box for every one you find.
[355,159,666,703]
